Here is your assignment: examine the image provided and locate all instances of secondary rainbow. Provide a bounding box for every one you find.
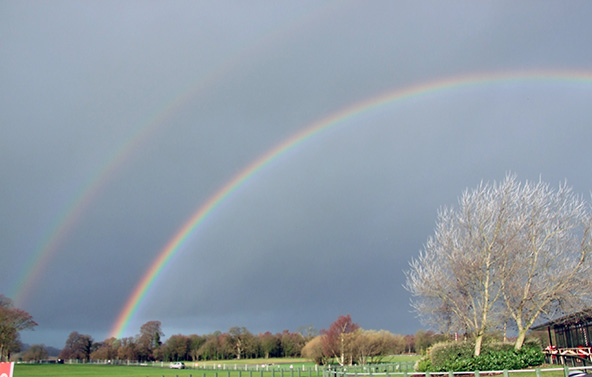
[10,80,202,308]
[10,4,338,308]
[110,69,592,339]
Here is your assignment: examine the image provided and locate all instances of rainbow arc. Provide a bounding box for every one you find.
[108,70,592,339]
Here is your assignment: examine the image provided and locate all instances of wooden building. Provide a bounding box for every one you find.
[532,309,592,365]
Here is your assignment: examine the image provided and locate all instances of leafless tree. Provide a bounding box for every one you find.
[301,335,327,365]
[406,176,516,355]
[500,179,592,349]
[137,320,163,361]
[406,174,592,355]
[59,331,93,361]
[353,329,401,365]
[0,295,37,361]
[22,344,48,361]
[321,314,360,365]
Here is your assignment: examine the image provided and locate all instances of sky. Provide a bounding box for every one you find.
[2,1,592,349]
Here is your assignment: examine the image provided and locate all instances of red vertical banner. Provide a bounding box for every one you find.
[0,362,14,377]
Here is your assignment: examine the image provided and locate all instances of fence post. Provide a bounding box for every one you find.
[564,365,570,377]
[475,371,480,377]
[536,368,542,377]
[449,371,454,377]
[503,370,509,377]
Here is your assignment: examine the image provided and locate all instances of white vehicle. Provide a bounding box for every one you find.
[170,362,185,369]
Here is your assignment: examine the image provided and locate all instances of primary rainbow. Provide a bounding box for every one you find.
[109,69,592,339]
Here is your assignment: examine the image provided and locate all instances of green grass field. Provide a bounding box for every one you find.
[16,363,199,376]
[14,359,323,377]
[380,355,421,363]
[13,364,573,377]
[13,358,573,377]
[195,358,315,366]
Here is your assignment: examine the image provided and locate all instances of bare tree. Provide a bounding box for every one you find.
[188,334,206,361]
[406,174,592,355]
[117,337,138,361]
[0,295,37,361]
[227,326,255,360]
[162,334,189,361]
[90,337,119,360]
[353,329,401,365]
[22,344,48,361]
[500,179,592,349]
[137,320,163,361]
[259,332,280,359]
[321,314,360,365]
[406,176,518,355]
[59,331,93,361]
[301,335,327,365]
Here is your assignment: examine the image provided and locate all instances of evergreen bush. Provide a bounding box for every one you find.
[416,340,544,372]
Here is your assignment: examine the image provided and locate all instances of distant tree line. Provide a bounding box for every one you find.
[0,291,447,364]
[59,321,313,362]
[302,315,449,365]
[54,316,447,364]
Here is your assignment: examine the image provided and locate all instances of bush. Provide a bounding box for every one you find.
[416,341,544,372]
[415,357,432,372]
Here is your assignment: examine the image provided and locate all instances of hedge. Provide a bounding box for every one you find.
[416,340,544,372]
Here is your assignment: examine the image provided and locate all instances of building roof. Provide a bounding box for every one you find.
[532,308,592,331]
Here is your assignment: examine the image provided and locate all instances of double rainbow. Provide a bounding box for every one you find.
[9,2,340,308]
[108,70,592,339]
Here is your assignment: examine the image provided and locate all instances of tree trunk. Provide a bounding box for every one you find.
[474,333,483,356]
[339,333,345,366]
[514,328,527,350]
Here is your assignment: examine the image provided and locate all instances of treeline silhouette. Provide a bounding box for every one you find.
[52,318,446,364]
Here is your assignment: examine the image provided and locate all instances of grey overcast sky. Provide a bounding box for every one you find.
[3,1,592,348]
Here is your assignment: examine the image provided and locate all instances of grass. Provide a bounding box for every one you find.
[13,359,573,377]
[196,358,314,366]
[381,355,422,363]
[14,359,324,377]
[15,363,198,376]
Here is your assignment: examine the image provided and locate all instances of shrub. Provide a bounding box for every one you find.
[417,341,544,372]
[428,341,475,369]
[415,357,432,372]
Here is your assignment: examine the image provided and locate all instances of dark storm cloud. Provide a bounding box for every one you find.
[2,1,592,348]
